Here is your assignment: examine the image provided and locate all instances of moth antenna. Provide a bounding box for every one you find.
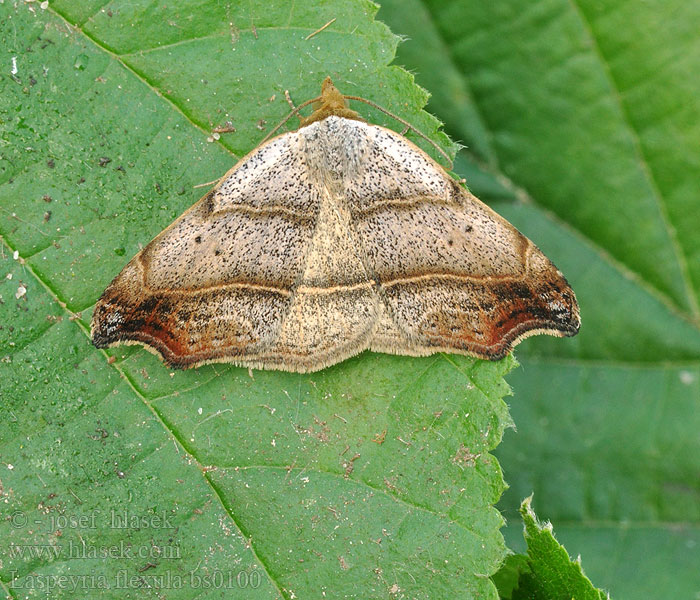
[201,95,320,192]
[193,178,220,189]
[343,95,454,170]
[259,95,321,146]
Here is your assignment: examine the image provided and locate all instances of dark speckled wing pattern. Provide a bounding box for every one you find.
[343,121,580,360]
[91,115,579,372]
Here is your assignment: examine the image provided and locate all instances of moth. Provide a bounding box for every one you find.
[92,78,579,372]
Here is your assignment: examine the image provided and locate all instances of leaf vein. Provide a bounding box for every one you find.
[2,238,289,600]
[566,0,700,320]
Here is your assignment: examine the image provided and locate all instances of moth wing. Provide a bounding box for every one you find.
[91,131,322,369]
[92,128,382,372]
[344,122,580,359]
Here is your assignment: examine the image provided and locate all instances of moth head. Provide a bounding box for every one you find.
[299,77,364,127]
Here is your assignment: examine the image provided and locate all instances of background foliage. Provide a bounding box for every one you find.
[1,0,699,599]
[377,1,700,598]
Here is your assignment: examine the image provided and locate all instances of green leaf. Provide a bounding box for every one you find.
[491,554,530,600]
[377,1,700,599]
[493,497,608,600]
[0,2,511,598]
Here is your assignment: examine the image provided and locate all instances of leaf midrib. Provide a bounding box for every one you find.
[565,0,700,320]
